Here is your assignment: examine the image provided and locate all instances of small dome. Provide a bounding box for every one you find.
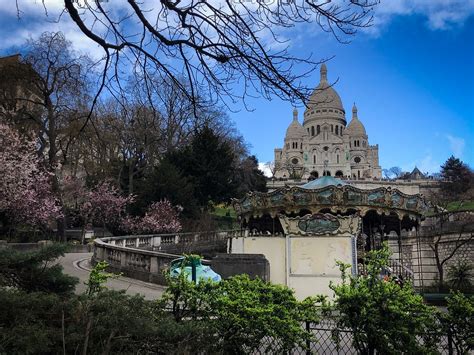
[346,103,367,136]
[285,119,306,138]
[285,109,306,138]
[306,64,344,112]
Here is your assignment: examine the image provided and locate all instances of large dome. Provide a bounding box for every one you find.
[346,104,367,136]
[303,64,346,124]
[306,64,344,112]
[285,108,306,138]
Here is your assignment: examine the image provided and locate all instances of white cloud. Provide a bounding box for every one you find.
[373,0,474,31]
[258,162,272,178]
[446,134,465,157]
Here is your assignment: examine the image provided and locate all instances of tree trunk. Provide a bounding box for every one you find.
[82,314,93,355]
[46,99,66,242]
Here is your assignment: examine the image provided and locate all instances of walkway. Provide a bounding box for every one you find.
[59,253,166,300]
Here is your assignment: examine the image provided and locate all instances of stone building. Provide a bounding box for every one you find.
[274,64,382,180]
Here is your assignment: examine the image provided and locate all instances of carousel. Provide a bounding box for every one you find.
[231,176,428,298]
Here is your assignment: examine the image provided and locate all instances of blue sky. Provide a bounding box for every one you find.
[0,1,473,174]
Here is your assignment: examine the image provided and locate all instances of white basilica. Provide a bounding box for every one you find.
[274,64,382,180]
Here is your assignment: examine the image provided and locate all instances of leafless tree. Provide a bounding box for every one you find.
[14,0,379,113]
[427,210,474,291]
[265,160,282,180]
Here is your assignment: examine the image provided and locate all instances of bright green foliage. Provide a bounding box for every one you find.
[0,243,78,295]
[330,244,440,354]
[207,275,324,354]
[440,292,474,354]
[84,260,121,296]
[162,271,324,354]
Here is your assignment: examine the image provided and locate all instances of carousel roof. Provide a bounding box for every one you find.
[233,182,428,220]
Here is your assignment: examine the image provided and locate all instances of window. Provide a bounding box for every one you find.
[307,128,309,134]
[331,125,333,133]
[323,146,329,151]
[317,125,320,134]
[292,158,298,165]
[313,155,316,163]
[322,109,327,112]
[337,154,339,164]
[311,126,315,136]
[335,126,339,135]
[354,157,361,163]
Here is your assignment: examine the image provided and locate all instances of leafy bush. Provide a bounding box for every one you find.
[440,292,474,354]
[330,244,441,354]
[161,267,324,354]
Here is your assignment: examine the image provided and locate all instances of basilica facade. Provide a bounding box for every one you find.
[274,64,382,180]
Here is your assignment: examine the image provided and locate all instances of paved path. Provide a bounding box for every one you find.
[59,253,166,300]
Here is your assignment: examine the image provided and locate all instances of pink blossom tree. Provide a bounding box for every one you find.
[79,181,134,241]
[121,200,182,235]
[0,123,61,231]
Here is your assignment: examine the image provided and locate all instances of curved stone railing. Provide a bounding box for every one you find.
[92,230,242,284]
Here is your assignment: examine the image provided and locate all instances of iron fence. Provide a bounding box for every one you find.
[253,318,458,355]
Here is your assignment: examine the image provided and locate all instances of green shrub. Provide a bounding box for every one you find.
[330,244,441,354]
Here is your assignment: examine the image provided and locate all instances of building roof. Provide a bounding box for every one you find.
[306,64,344,113]
[346,104,367,136]
[403,167,426,180]
[300,175,348,189]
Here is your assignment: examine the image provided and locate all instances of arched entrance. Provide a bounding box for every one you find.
[335,170,343,177]
[308,171,319,181]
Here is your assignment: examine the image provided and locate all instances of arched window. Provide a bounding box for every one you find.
[311,126,315,136]
[313,155,316,164]
[354,140,357,147]
[300,143,302,149]
[340,126,343,136]
[335,126,339,135]
[307,128,309,134]
[331,125,333,133]
[317,125,320,134]
[335,170,343,177]
[358,170,361,179]
[337,154,339,164]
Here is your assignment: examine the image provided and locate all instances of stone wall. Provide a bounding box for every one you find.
[212,253,270,281]
[92,231,242,285]
[0,240,91,253]
[388,211,474,290]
